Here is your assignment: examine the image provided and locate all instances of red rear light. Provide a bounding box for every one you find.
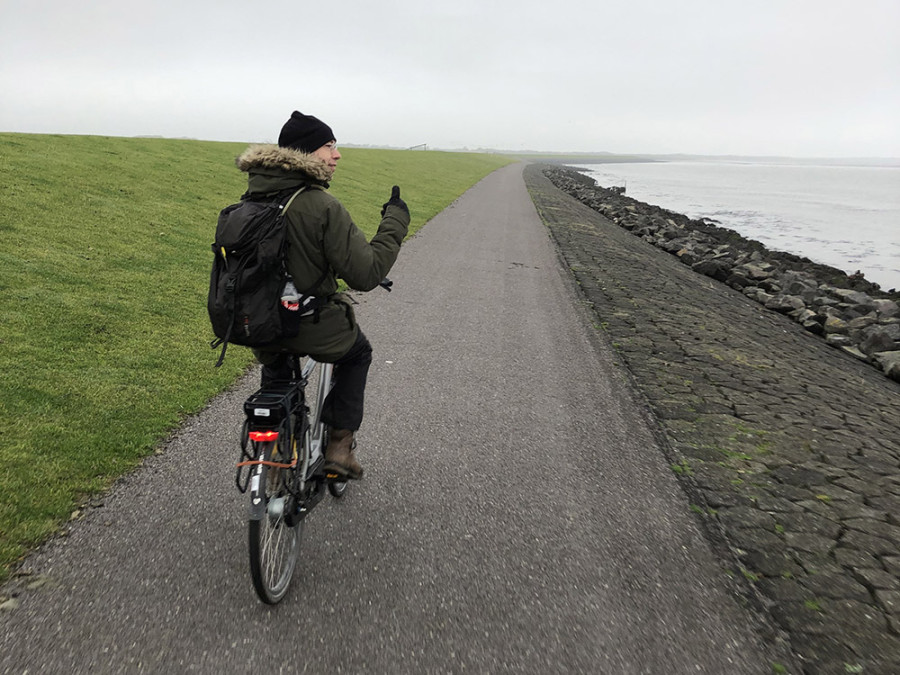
[248,430,279,442]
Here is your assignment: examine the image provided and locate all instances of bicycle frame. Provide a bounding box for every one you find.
[302,358,332,466]
[293,358,332,499]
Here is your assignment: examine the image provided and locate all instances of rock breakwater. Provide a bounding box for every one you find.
[547,167,900,382]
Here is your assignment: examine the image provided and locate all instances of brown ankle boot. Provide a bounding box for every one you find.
[323,429,363,480]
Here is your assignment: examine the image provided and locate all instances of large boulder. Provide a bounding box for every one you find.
[692,259,732,282]
[873,351,900,381]
[795,309,818,323]
[676,248,702,266]
[780,272,820,302]
[811,295,840,309]
[873,298,900,318]
[733,262,774,281]
[802,319,825,335]
[726,272,754,290]
[827,287,877,311]
[823,315,849,335]
[765,294,806,314]
[859,326,898,356]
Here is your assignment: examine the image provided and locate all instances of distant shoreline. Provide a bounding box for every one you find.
[511,152,900,169]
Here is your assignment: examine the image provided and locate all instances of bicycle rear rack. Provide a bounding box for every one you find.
[235,383,309,494]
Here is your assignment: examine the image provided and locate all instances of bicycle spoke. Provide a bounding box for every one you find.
[248,450,301,604]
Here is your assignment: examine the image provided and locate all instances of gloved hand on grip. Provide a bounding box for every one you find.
[381,185,409,217]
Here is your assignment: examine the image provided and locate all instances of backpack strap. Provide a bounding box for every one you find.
[211,255,252,367]
[281,186,307,212]
[277,185,329,297]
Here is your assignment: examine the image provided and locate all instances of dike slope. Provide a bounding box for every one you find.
[525,164,900,675]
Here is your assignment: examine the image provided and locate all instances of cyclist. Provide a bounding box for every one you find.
[235,110,409,479]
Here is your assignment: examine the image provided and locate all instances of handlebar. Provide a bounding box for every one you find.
[379,278,393,292]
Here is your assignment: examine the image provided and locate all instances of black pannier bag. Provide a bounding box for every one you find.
[208,186,324,366]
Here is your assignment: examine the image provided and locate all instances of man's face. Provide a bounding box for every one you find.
[312,141,341,179]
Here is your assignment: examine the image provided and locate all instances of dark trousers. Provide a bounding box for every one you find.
[261,330,373,431]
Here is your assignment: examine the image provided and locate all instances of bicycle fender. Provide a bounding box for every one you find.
[248,467,266,520]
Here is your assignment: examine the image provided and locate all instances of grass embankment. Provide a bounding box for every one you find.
[0,133,512,581]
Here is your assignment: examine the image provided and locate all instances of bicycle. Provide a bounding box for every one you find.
[234,279,392,604]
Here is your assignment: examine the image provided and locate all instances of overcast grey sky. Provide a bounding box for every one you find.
[2,0,898,157]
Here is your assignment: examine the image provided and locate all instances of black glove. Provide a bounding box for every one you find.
[381,185,409,217]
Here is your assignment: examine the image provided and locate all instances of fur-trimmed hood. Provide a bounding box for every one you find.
[235,144,332,183]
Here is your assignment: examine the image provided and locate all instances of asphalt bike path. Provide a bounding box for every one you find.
[1,163,772,673]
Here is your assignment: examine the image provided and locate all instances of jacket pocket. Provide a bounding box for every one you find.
[332,294,357,331]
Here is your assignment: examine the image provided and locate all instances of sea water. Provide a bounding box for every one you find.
[572,160,900,292]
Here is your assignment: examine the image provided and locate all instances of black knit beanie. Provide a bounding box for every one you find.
[277,111,335,153]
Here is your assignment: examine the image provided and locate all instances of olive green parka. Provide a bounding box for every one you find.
[235,144,410,362]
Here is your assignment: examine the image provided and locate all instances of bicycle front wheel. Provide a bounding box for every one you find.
[248,440,301,604]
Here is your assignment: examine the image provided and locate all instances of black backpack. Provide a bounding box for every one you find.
[208,186,324,367]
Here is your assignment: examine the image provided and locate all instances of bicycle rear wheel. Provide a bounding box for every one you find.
[248,439,300,604]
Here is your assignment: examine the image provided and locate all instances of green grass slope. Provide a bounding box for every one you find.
[0,133,511,580]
